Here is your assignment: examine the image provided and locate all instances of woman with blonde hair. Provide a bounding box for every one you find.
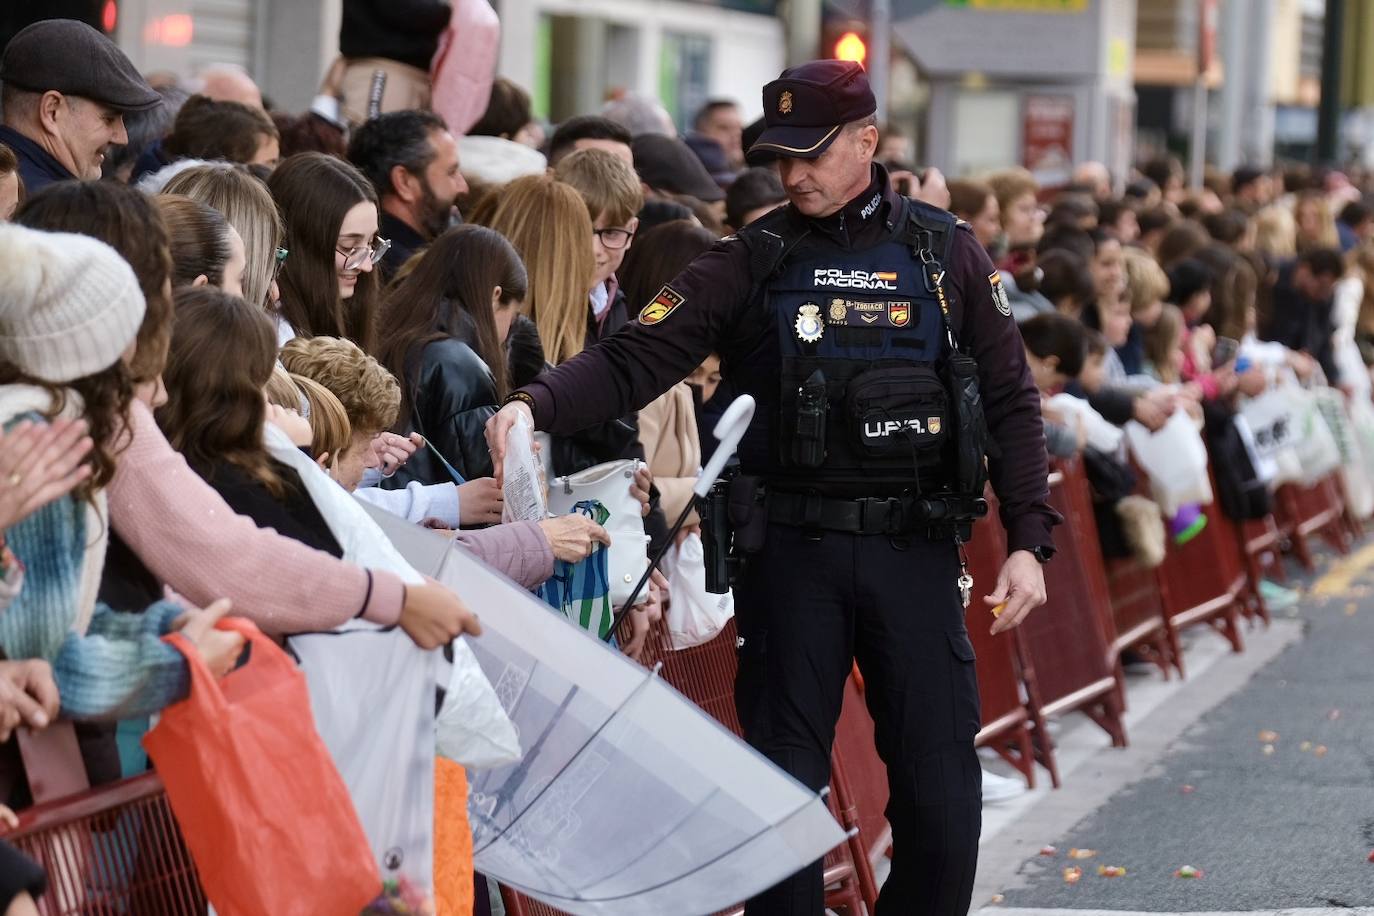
[161,163,283,318]
[469,173,594,366]
[1254,203,1297,260]
[1294,190,1339,254]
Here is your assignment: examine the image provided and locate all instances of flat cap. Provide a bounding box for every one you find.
[1,19,161,112]
[747,60,876,165]
[631,134,725,203]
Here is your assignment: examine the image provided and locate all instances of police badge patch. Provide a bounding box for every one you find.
[795,302,824,343]
[639,285,685,325]
[988,272,1012,317]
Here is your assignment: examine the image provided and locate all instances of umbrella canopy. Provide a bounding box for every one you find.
[365,504,847,915]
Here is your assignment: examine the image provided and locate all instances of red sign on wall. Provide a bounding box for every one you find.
[1022,94,1075,188]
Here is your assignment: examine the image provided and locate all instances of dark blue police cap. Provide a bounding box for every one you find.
[746,60,876,165]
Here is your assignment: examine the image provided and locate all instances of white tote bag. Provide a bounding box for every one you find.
[549,459,650,608]
[1124,410,1213,518]
[662,532,734,649]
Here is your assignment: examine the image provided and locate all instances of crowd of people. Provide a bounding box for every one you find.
[2,11,1374,916]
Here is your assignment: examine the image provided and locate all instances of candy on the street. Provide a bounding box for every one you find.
[1328,708,1341,720]
[1262,743,1276,756]
[1180,784,1196,794]
[1096,865,1127,877]
[1300,741,1313,752]
[1314,744,1328,757]
[1039,845,1057,856]
[1174,866,1204,879]
[1258,729,1279,742]
[989,893,1005,903]
[1067,847,1097,859]
[1062,866,1083,884]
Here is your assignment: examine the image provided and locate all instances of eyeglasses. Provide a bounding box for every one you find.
[593,227,634,251]
[273,247,288,280]
[336,236,391,271]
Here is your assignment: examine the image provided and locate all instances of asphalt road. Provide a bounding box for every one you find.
[985,548,1374,913]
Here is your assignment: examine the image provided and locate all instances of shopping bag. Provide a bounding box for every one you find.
[540,499,616,638]
[144,618,380,916]
[549,459,650,608]
[436,636,522,769]
[662,532,734,649]
[1289,386,1342,485]
[1124,410,1214,517]
[1239,386,1301,484]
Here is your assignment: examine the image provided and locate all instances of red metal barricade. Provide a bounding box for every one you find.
[1014,464,1127,748]
[961,508,1051,787]
[1276,474,1352,570]
[3,773,203,915]
[1156,495,1248,673]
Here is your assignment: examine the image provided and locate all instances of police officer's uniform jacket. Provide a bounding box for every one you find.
[517,163,1059,555]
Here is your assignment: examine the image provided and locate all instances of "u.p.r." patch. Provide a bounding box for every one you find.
[639,285,685,325]
[988,272,1012,317]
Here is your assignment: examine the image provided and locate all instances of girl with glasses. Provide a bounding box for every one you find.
[269,152,388,353]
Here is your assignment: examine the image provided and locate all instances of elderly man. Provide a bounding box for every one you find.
[0,19,161,191]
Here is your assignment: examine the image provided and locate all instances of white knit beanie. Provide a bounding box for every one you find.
[0,224,146,384]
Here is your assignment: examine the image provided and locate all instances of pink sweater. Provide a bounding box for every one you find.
[107,400,404,632]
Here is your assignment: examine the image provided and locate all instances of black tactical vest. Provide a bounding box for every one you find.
[729,198,975,497]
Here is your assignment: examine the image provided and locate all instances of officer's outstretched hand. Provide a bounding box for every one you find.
[984,550,1047,635]
[485,401,534,484]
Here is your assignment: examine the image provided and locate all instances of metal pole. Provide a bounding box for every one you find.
[1316,0,1345,164]
[870,0,891,123]
[1189,78,1208,190]
[785,0,823,66]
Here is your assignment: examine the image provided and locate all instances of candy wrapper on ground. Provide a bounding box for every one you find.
[1097,865,1126,877]
[1039,845,1057,856]
[1174,866,1204,879]
[1258,729,1279,742]
[1067,847,1097,859]
[1062,867,1083,884]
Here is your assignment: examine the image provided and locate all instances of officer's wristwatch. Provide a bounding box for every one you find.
[1028,545,1054,564]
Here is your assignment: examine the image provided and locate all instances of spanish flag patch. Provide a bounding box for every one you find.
[639,285,685,326]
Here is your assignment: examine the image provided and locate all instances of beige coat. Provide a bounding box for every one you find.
[637,383,702,526]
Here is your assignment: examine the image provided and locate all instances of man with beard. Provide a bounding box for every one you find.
[347,109,466,279]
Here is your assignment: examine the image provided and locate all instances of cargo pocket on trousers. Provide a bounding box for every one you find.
[947,629,981,741]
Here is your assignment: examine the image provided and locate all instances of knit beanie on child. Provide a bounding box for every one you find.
[0,224,146,384]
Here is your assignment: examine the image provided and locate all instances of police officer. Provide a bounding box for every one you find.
[488,60,1058,916]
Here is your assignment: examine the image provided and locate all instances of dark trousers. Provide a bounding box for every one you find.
[733,524,982,916]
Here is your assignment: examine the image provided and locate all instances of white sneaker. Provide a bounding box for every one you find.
[981,768,1026,804]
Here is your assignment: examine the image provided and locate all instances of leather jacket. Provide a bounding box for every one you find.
[387,327,498,489]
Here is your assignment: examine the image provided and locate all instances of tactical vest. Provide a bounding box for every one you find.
[730,197,986,498]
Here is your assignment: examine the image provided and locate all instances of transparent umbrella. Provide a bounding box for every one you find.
[365,509,847,915]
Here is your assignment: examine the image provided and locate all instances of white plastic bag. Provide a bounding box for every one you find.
[1239,386,1302,485]
[549,459,650,608]
[436,638,522,769]
[662,532,734,649]
[1288,386,1342,485]
[502,412,547,523]
[1124,410,1213,517]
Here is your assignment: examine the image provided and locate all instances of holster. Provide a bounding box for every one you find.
[699,473,767,593]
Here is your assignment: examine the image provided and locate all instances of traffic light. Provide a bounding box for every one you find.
[834,30,867,65]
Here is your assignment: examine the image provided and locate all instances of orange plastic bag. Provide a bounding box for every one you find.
[144,618,381,916]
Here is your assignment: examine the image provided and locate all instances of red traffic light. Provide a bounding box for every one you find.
[834,30,867,65]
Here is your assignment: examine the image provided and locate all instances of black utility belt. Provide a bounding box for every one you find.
[765,490,988,536]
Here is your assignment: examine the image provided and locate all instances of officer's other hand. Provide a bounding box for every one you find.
[984,550,1047,635]
[485,401,534,484]
[631,467,653,517]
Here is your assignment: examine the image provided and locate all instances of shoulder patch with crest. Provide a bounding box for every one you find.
[639,285,685,326]
[988,272,1012,317]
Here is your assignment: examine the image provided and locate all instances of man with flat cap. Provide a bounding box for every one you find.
[488,60,1058,915]
[0,18,162,191]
